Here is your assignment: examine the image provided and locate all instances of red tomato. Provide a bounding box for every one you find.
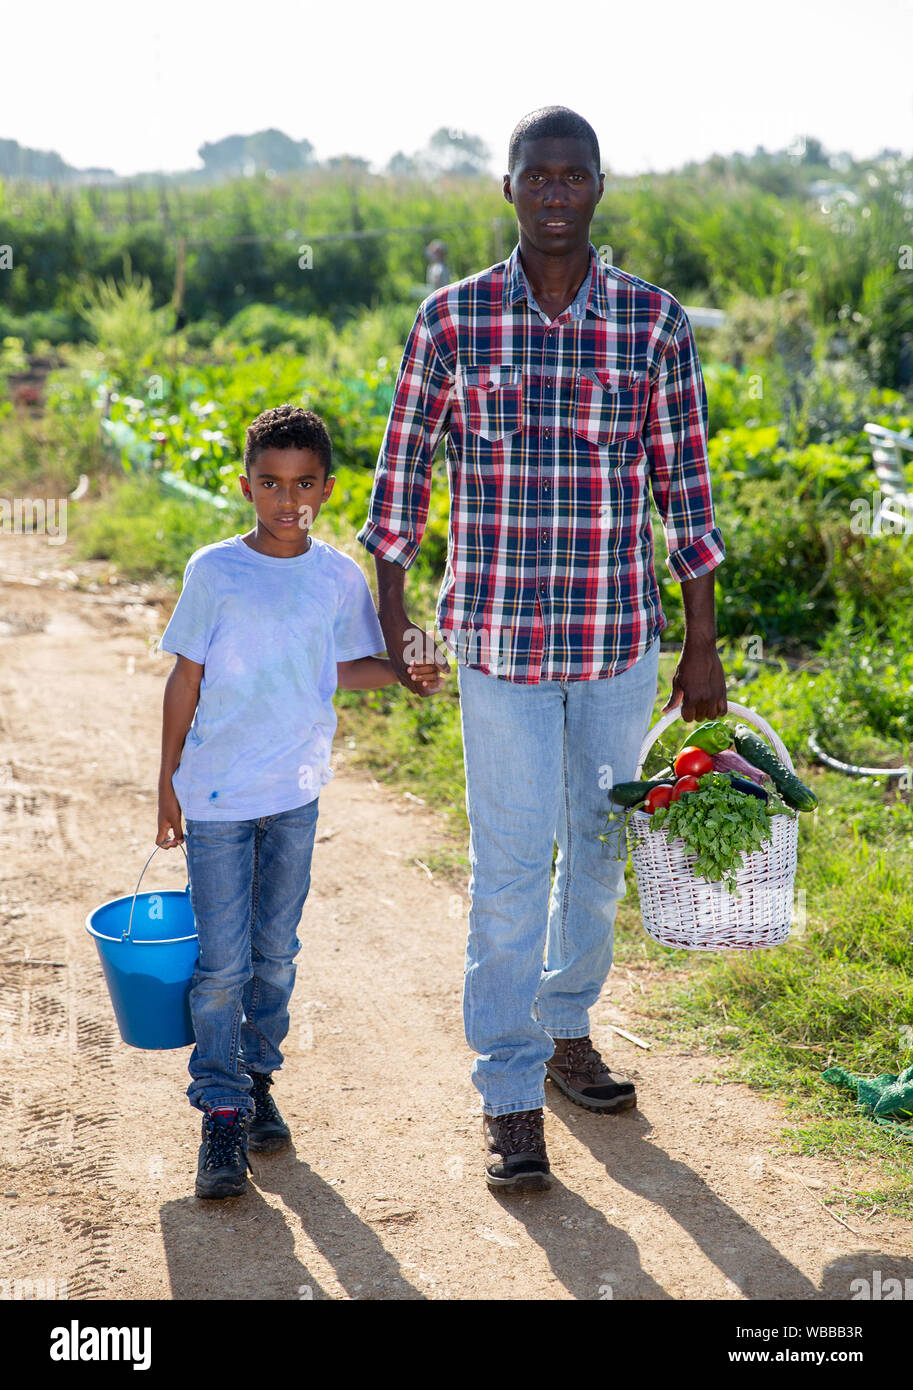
[644,784,674,814]
[670,775,701,801]
[673,747,714,778]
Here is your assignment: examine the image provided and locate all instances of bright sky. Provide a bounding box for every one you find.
[5,0,912,177]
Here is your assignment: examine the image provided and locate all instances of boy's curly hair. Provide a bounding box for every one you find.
[243,404,332,479]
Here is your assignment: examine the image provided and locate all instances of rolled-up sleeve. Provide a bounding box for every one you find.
[645,311,725,582]
[356,305,454,569]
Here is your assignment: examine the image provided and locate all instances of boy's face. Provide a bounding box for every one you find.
[239,447,335,544]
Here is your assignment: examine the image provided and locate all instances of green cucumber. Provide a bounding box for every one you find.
[732,725,818,811]
[609,777,672,808]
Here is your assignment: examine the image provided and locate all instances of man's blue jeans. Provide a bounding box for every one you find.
[457,638,660,1117]
[183,799,319,1116]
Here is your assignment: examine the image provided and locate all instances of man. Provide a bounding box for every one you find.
[357,106,727,1193]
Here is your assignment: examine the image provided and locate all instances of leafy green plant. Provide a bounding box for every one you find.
[713,478,837,646]
[649,771,794,891]
[810,604,913,764]
[213,304,335,357]
[75,257,175,389]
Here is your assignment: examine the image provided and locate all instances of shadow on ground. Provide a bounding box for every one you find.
[499,1093,901,1300]
[160,1143,424,1301]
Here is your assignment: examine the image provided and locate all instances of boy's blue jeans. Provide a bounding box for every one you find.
[183,799,319,1116]
[456,637,660,1117]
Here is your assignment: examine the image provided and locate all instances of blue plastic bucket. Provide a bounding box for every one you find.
[85,845,199,1049]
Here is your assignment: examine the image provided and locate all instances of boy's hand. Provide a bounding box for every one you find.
[407,660,447,694]
[157,789,185,848]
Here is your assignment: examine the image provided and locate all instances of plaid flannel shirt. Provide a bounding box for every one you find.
[356,240,725,683]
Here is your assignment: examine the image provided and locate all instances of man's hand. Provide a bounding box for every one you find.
[664,571,727,722]
[383,612,450,698]
[157,787,185,847]
[663,635,727,723]
[373,555,449,698]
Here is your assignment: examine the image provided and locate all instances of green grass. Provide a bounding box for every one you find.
[69,473,244,581]
[0,400,108,498]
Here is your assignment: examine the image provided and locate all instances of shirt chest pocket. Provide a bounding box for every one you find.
[458,366,523,442]
[574,369,649,446]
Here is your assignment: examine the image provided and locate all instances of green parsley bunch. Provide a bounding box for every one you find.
[651,772,796,892]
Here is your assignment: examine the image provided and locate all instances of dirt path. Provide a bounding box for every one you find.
[1,530,911,1302]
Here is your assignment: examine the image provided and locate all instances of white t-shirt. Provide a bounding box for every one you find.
[158,533,385,821]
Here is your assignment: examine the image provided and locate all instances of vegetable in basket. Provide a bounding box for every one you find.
[643,784,674,814]
[679,720,732,756]
[608,776,674,808]
[725,774,768,801]
[650,771,794,892]
[732,725,818,811]
[673,747,714,778]
[710,748,767,785]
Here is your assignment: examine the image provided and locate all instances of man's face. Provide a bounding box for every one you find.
[503,136,604,255]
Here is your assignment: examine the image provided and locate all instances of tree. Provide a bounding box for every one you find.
[198,130,316,177]
[198,134,248,175]
[799,135,828,167]
[0,137,76,181]
[424,128,491,177]
[386,150,420,176]
[246,129,314,173]
[323,155,370,173]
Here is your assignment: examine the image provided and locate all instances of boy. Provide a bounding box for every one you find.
[156,403,443,1198]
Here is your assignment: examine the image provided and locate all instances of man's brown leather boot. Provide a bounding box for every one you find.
[546,1036,637,1113]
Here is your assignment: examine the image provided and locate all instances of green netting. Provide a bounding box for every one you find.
[822,1064,913,1139]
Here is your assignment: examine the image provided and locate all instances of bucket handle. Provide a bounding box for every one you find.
[124,843,189,941]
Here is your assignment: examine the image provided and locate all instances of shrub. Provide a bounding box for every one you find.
[75,257,176,390]
[213,304,335,357]
[713,479,836,646]
[808,603,913,766]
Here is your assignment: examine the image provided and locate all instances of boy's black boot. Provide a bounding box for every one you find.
[195,1109,253,1199]
[246,1070,292,1153]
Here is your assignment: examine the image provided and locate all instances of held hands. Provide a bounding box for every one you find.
[382,610,450,699]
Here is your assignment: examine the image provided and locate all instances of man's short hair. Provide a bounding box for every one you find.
[243,404,332,480]
[508,107,601,177]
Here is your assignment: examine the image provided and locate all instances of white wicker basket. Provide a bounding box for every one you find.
[625,702,799,951]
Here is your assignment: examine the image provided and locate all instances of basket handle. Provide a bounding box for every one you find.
[124,843,189,941]
[635,701,795,780]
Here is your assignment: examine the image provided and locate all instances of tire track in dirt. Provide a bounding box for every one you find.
[0,584,123,1299]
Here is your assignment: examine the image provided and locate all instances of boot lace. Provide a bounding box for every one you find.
[249,1071,282,1124]
[202,1112,250,1171]
[496,1109,546,1158]
[564,1037,609,1082]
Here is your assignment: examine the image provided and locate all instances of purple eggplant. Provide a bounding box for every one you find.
[712,749,767,785]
